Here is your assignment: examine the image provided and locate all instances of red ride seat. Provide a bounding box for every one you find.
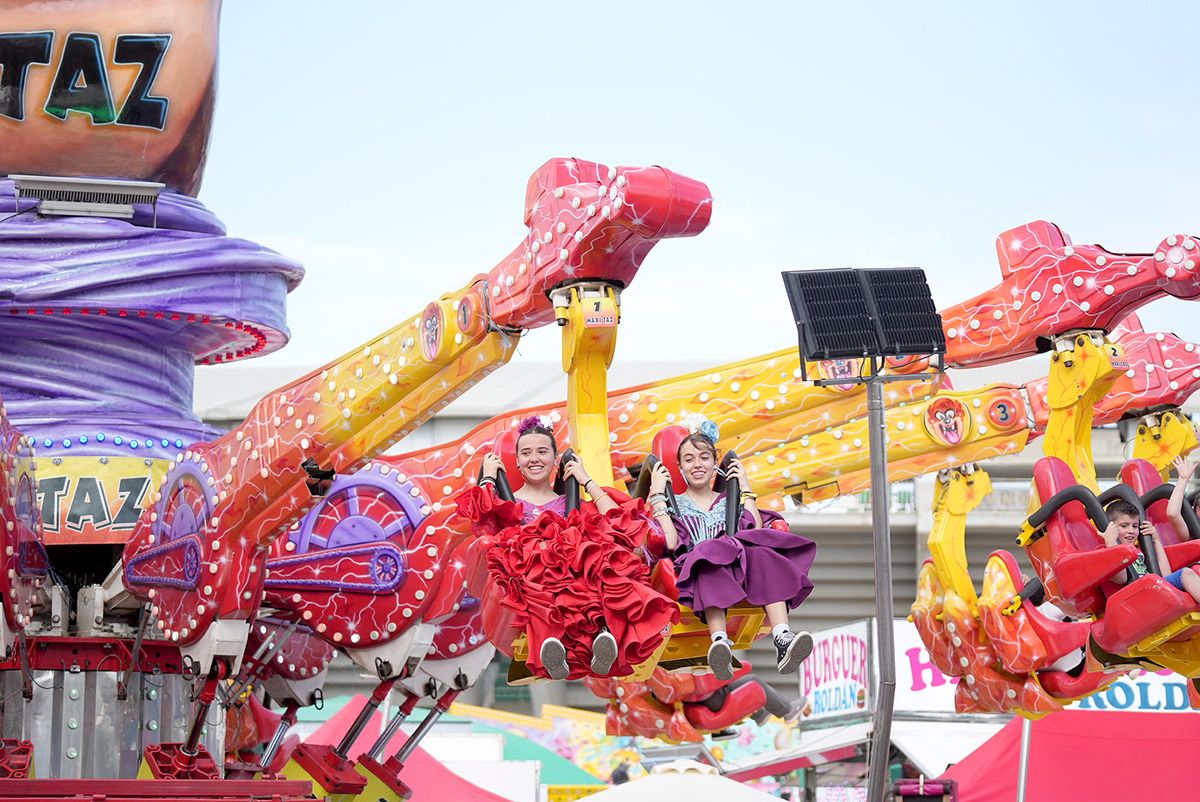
[683,680,766,732]
[1120,458,1200,568]
[1092,575,1200,655]
[993,551,1089,670]
[1037,665,1113,701]
[1027,457,1139,617]
[1122,459,1187,546]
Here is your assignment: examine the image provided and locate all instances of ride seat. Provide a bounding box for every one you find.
[989,551,1089,672]
[1120,458,1200,567]
[1036,665,1112,702]
[683,679,766,732]
[1028,457,1138,616]
[1093,575,1200,655]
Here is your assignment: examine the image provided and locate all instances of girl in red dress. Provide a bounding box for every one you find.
[458,416,679,680]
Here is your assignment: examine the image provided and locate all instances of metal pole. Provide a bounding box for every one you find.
[259,704,299,772]
[334,677,396,758]
[1017,717,1032,802]
[390,707,444,766]
[865,375,896,802]
[390,690,461,765]
[367,693,421,761]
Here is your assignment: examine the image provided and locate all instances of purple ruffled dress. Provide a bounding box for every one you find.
[671,493,816,613]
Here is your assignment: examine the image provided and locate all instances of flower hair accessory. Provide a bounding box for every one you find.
[681,412,720,444]
[517,414,554,436]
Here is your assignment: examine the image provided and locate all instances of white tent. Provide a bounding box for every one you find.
[584,761,780,802]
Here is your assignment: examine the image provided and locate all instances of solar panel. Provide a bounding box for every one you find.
[862,268,945,357]
[782,269,877,360]
[782,267,945,362]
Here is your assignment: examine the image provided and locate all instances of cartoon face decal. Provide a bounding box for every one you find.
[420,302,443,362]
[818,359,859,391]
[925,398,969,446]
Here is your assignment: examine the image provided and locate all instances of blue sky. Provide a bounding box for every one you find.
[198,1,1200,373]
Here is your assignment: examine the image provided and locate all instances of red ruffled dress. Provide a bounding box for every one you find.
[456,484,679,680]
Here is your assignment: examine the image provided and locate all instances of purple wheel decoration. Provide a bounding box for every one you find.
[290,462,427,554]
[370,549,403,587]
[125,460,217,594]
[156,461,217,545]
[182,543,201,585]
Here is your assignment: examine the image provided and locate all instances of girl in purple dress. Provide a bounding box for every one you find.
[647,429,816,681]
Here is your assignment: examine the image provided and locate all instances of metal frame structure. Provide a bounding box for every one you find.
[783,268,946,802]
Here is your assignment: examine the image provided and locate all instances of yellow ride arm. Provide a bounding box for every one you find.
[742,384,1031,502]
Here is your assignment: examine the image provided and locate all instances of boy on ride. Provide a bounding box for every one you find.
[1102,498,1200,603]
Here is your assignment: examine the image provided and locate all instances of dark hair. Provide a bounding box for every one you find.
[677,433,718,463]
[516,416,557,455]
[1105,499,1139,520]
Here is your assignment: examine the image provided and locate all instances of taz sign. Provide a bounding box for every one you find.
[0,32,171,128]
[35,456,169,545]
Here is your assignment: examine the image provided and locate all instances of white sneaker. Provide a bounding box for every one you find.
[590,630,618,675]
[540,637,570,680]
[707,638,734,681]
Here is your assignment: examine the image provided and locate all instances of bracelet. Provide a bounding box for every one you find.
[652,505,669,516]
[585,479,599,491]
[479,476,496,488]
[740,491,758,501]
[647,493,666,503]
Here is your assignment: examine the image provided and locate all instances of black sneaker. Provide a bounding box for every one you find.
[590,630,618,675]
[707,638,734,681]
[775,630,813,674]
[540,637,570,681]
[709,727,739,740]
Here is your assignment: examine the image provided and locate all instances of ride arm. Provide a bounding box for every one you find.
[927,466,992,613]
[159,279,508,552]
[940,221,1200,369]
[744,384,1030,502]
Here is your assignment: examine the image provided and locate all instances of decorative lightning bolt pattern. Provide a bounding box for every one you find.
[119,158,713,654]
[942,221,1200,368]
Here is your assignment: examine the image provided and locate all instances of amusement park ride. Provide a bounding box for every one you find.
[1,4,1199,801]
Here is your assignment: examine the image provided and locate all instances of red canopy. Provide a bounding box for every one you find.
[304,695,515,802]
[941,710,1200,802]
